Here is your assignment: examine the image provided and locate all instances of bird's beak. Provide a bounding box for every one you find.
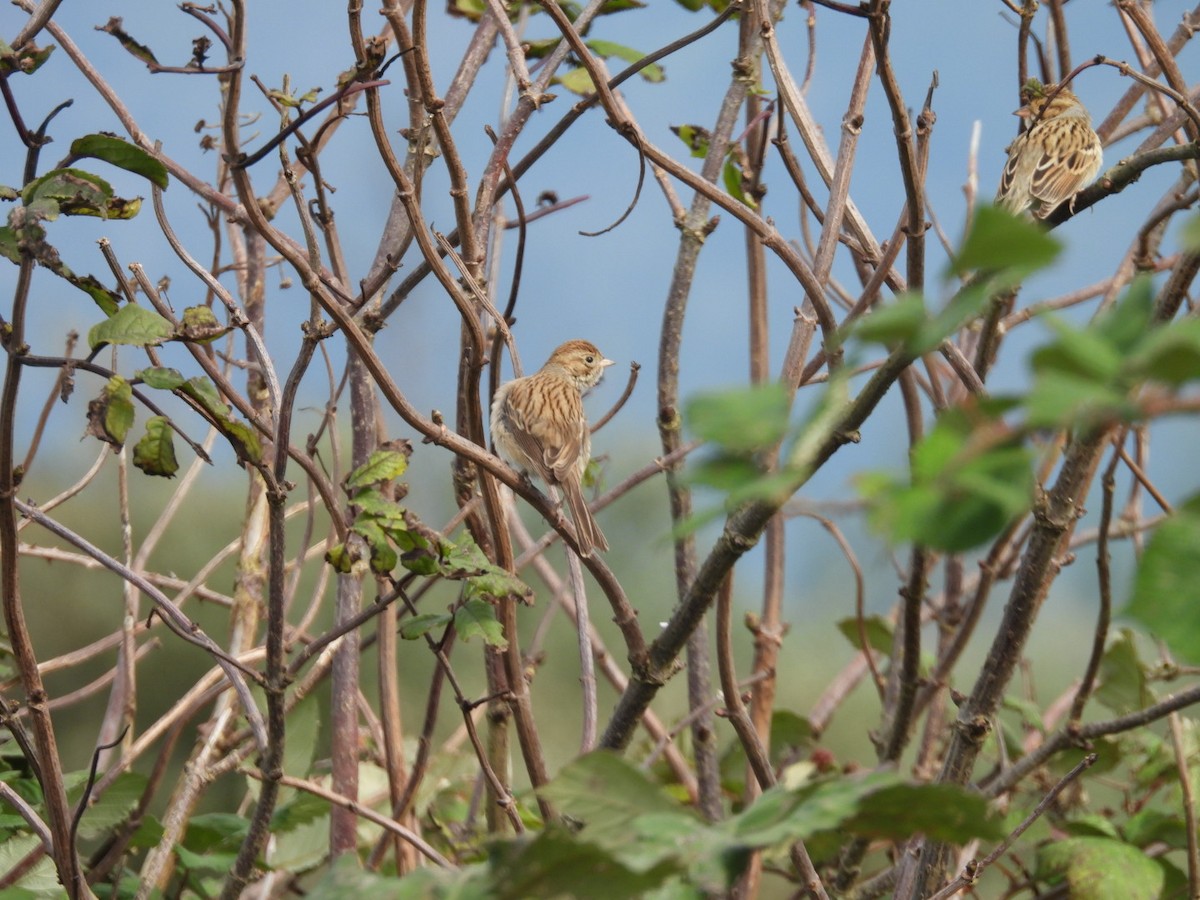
[1014,105,1031,118]
[601,357,615,368]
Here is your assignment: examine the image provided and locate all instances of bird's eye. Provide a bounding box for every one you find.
[585,355,594,363]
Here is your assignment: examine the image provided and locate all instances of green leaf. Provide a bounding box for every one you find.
[1036,837,1164,899]
[1123,316,1200,386]
[1023,371,1133,429]
[489,828,675,900]
[180,376,232,419]
[216,417,263,465]
[539,752,688,847]
[441,538,533,602]
[1031,316,1125,382]
[1094,629,1151,714]
[87,303,173,350]
[731,771,898,845]
[1124,496,1200,664]
[835,616,893,656]
[68,770,147,840]
[352,518,398,574]
[586,40,664,82]
[69,134,169,190]
[859,408,1033,552]
[1183,214,1200,252]
[399,612,452,640]
[843,783,1005,842]
[86,375,135,447]
[325,543,353,574]
[132,416,179,477]
[453,598,507,648]
[849,294,927,347]
[558,68,595,95]
[686,382,790,454]
[346,448,409,490]
[952,205,1062,278]
[136,366,186,390]
[723,158,755,209]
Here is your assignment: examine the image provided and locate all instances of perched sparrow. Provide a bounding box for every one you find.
[491,339,614,556]
[996,80,1103,219]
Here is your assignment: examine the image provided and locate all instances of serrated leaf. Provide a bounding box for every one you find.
[132,416,179,477]
[136,366,186,390]
[1031,316,1125,382]
[399,612,452,640]
[686,382,790,454]
[70,771,148,840]
[540,752,687,848]
[352,518,397,574]
[88,303,173,350]
[1124,496,1200,664]
[453,598,507,648]
[69,134,168,190]
[346,449,409,490]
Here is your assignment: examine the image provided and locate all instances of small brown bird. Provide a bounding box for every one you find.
[490,339,614,556]
[996,80,1103,219]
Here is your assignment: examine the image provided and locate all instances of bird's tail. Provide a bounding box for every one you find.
[563,479,608,557]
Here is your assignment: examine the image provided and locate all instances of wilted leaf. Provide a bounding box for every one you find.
[178,305,228,343]
[132,416,179,477]
[670,124,712,158]
[86,375,135,447]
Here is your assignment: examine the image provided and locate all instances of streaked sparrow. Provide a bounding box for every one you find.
[491,339,613,556]
[996,79,1103,219]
